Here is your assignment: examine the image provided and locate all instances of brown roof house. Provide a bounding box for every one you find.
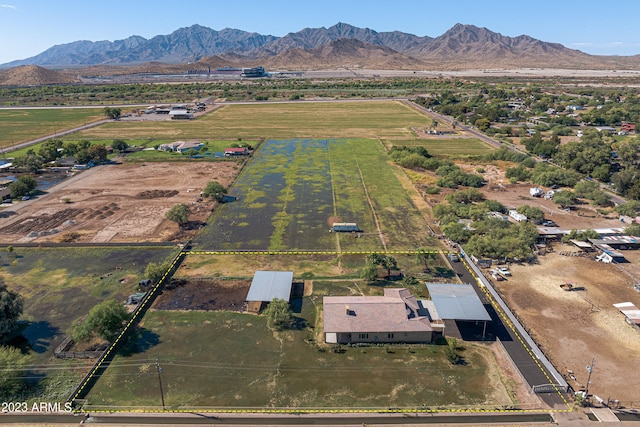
[323,288,439,344]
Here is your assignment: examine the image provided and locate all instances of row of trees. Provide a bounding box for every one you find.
[13,139,112,173]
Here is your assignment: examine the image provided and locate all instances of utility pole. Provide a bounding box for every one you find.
[155,358,165,410]
[585,356,596,403]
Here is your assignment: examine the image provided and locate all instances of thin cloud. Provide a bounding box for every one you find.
[1,4,17,9]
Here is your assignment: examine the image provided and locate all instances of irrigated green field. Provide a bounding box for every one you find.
[194,139,437,251]
[388,138,493,157]
[74,101,431,141]
[0,108,105,149]
[85,306,513,410]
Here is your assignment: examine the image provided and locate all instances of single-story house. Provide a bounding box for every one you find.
[158,141,204,153]
[224,147,249,156]
[323,288,436,344]
[246,271,294,313]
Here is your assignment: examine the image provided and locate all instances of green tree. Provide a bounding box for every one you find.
[366,253,397,278]
[38,139,63,162]
[87,144,108,162]
[553,191,577,208]
[445,338,461,365]
[8,175,37,199]
[144,261,170,284]
[63,141,79,157]
[0,346,30,396]
[615,201,640,217]
[415,249,437,272]
[13,150,43,173]
[360,264,378,282]
[624,224,640,236]
[103,107,122,120]
[71,299,129,342]
[263,298,292,330]
[111,139,128,152]
[0,282,23,342]
[202,181,228,202]
[475,118,491,131]
[166,204,191,227]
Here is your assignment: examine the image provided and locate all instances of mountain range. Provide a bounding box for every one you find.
[3,22,640,71]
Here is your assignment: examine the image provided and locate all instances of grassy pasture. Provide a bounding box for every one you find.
[178,252,452,284]
[0,246,177,399]
[194,139,437,251]
[0,108,105,150]
[388,138,493,157]
[86,308,511,409]
[74,101,430,141]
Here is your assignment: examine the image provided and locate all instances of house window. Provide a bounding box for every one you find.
[358,333,369,339]
[388,333,394,339]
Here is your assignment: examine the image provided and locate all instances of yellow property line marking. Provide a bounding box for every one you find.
[85,407,570,414]
[185,250,445,255]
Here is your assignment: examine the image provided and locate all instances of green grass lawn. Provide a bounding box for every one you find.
[86,307,512,410]
[74,101,430,141]
[0,108,105,150]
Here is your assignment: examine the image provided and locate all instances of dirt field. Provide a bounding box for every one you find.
[154,279,250,311]
[0,162,240,243]
[495,247,640,405]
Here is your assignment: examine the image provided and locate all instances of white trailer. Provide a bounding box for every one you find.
[509,210,527,222]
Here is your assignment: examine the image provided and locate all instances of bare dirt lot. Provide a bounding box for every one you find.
[154,279,250,311]
[0,162,240,243]
[496,247,640,405]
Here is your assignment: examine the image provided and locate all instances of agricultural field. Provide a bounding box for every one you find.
[0,108,105,150]
[387,138,493,157]
[85,298,518,410]
[195,138,437,251]
[0,246,177,400]
[74,101,432,141]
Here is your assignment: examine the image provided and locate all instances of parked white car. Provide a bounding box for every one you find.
[489,270,505,281]
[497,266,511,276]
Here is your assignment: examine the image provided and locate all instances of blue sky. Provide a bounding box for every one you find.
[1,0,639,64]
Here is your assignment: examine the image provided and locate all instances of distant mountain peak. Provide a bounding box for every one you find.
[1,22,638,72]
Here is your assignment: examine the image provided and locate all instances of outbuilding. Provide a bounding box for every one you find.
[332,223,361,232]
[425,283,492,338]
[246,271,294,313]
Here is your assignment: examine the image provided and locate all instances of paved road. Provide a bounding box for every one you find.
[0,412,554,425]
[447,259,569,408]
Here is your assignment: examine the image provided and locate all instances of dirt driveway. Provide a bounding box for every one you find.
[495,248,640,405]
[0,162,240,243]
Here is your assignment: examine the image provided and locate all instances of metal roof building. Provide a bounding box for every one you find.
[246,271,294,313]
[425,283,491,321]
[613,302,640,325]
